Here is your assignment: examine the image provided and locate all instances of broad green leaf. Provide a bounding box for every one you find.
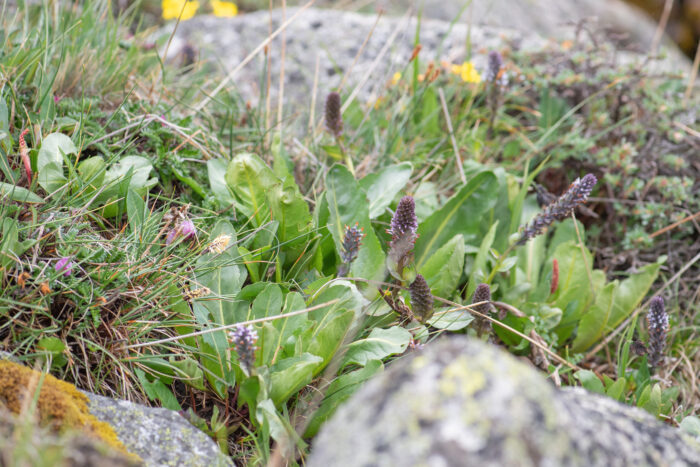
[427,309,474,331]
[607,261,661,331]
[169,357,206,391]
[420,234,464,298]
[126,189,146,238]
[306,309,354,371]
[466,222,498,298]
[269,353,323,406]
[274,292,309,351]
[135,369,182,411]
[359,162,413,219]
[1,218,33,269]
[551,241,594,330]
[193,221,246,396]
[304,360,383,438]
[37,132,76,172]
[77,156,106,194]
[574,370,605,395]
[0,182,44,203]
[37,161,67,193]
[325,164,386,289]
[104,155,157,194]
[571,282,616,352]
[266,175,312,266]
[606,377,626,402]
[250,283,284,320]
[256,398,305,450]
[680,416,700,440]
[572,261,660,352]
[208,158,235,206]
[415,171,498,269]
[225,152,276,224]
[343,326,411,367]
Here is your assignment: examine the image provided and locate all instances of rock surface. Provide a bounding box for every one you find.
[87,392,233,467]
[308,336,700,467]
[164,3,689,112]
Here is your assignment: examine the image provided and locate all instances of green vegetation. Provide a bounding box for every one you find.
[1,1,698,465]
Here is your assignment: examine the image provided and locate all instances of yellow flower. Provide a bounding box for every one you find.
[451,61,481,84]
[211,0,238,17]
[391,72,401,86]
[162,0,200,21]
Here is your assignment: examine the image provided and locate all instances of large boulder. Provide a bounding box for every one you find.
[0,354,232,467]
[164,4,689,111]
[87,393,233,467]
[308,336,700,466]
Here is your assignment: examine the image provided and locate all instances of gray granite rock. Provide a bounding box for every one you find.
[308,336,700,467]
[164,4,689,114]
[86,392,233,467]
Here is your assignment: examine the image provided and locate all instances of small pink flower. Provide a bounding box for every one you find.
[180,220,196,239]
[55,257,73,277]
[166,219,196,245]
[53,95,61,104]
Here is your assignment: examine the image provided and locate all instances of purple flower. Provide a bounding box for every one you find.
[517,174,597,245]
[230,325,258,372]
[646,296,669,369]
[166,219,196,245]
[55,257,73,277]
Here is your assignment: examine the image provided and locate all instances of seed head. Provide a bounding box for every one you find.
[471,283,494,336]
[230,325,258,373]
[341,223,365,264]
[325,92,343,136]
[409,274,433,323]
[646,296,669,370]
[207,234,232,254]
[485,51,503,83]
[387,196,419,278]
[518,174,597,245]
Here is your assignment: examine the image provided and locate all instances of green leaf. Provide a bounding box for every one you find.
[169,357,206,391]
[135,369,182,411]
[420,234,464,299]
[225,152,277,224]
[256,398,305,450]
[572,261,660,352]
[325,164,386,289]
[427,309,474,331]
[126,189,147,238]
[193,221,246,397]
[207,158,235,207]
[37,132,76,172]
[1,218,33,270]
[266,176,313,266]
[359,162,413,219]
[306,309,354,371]
[77,156,106,193]
[415,171,498,269]
[638,383,662,416]
[269,353,323,406]
[343,326,412,367]
[680,416,700,440]
[574,370,605,395]
[104,155,157,194]
[36,337,66,355]
[0,182,44,203]
[304,360,383,438]
[466,222,497,299]
[606,377,626,402]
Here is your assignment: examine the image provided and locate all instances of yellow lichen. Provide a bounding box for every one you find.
[0,360,140,463]
[439,357,486,397]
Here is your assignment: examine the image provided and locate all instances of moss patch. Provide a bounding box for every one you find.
[0,360,140,463]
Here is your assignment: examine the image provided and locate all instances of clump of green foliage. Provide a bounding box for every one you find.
[1,1,699,465]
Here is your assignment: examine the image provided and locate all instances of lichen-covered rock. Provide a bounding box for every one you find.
[308,336,700,467]
[164,5,689,112]
[87,393,233,467]
[0,360,137,463]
